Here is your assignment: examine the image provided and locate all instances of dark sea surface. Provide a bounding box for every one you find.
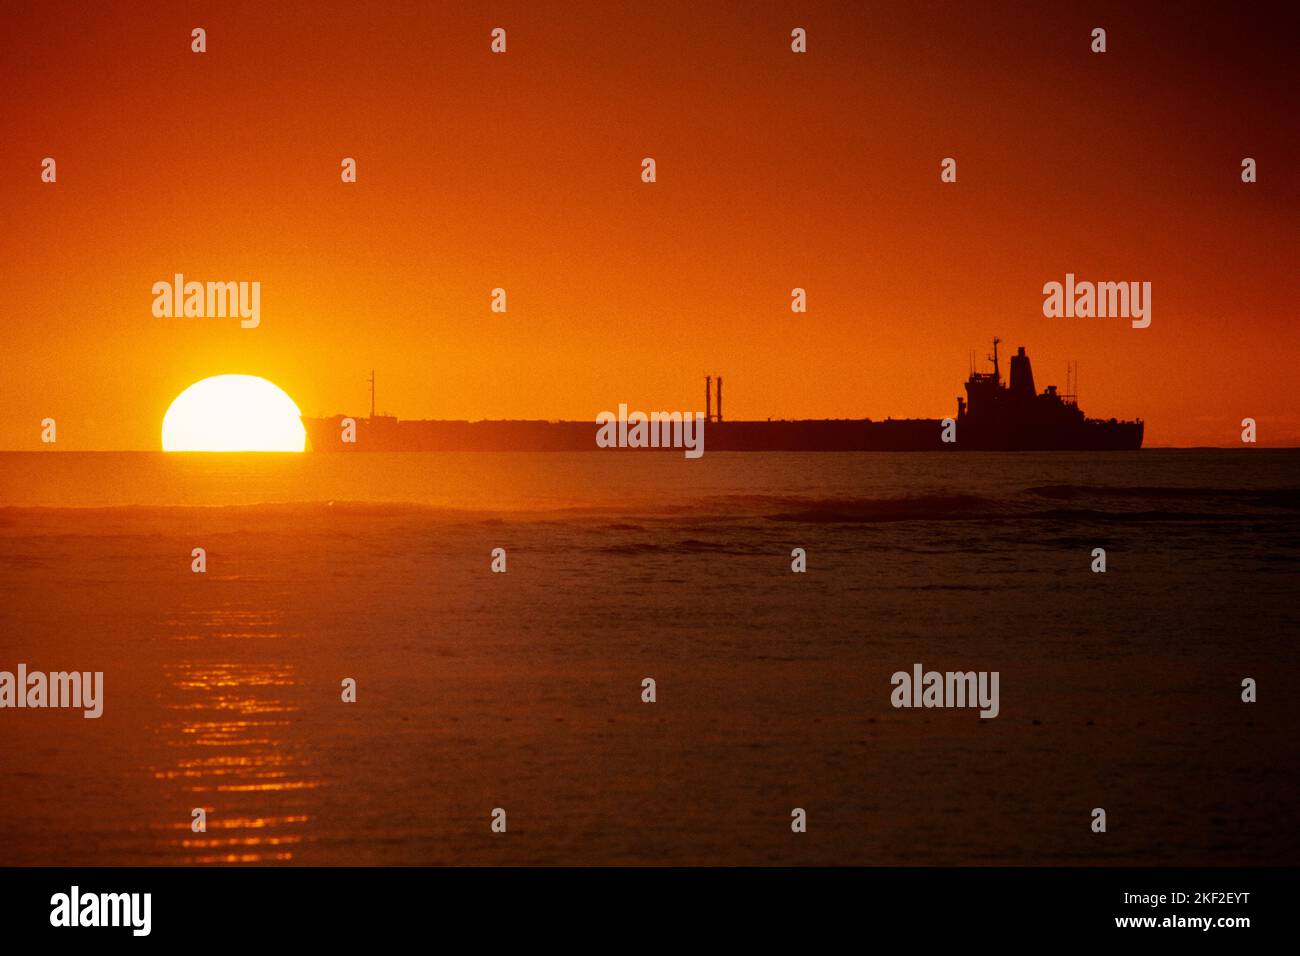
[0,450,1296,865]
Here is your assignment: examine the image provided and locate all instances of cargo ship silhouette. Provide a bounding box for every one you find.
[301,339,1144,451]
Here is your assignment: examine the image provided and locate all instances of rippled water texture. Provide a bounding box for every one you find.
[1,450,1296,864]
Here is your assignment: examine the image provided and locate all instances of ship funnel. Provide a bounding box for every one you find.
[1009,346,1035,398]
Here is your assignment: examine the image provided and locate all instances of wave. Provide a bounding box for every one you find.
[762,494,992,523]
[2,485,1297,532]
[1026,485,1300,507]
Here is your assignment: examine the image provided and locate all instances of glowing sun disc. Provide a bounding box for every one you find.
[162,375,306,451]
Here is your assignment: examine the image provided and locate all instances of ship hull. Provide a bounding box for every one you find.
[302,417,1143,452]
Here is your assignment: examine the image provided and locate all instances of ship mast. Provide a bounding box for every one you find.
[990,337,1001,384]
[369,370,376,420]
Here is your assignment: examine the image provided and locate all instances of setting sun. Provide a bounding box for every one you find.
[161,374,306,452]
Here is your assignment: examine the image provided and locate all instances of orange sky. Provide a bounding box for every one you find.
[2,1,1296,449]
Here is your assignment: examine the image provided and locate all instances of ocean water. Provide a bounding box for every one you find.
[0,450,1296,865]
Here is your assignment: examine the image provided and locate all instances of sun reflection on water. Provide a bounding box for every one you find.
[153,658,318,863]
